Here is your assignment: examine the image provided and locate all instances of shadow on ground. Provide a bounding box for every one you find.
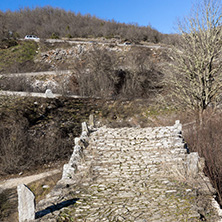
[35,198,79,219]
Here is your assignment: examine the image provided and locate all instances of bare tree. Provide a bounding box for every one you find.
[122,47,162,98]
[74,47,120,97]
[167,0,222,120]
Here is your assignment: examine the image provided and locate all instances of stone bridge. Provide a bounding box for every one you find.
[20,121,222,222]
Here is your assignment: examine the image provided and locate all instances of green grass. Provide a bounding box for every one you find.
[0,41,38,73]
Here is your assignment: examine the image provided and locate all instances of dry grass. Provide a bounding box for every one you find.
[29,172,62,203]
[0,189,18,222]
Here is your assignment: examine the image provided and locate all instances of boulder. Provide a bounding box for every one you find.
[186,152,204,178]
[45,89,55,98]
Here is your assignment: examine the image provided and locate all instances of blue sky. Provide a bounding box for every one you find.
[0,0,193,34]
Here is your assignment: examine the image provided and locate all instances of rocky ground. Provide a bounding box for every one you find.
[36,41,131,70]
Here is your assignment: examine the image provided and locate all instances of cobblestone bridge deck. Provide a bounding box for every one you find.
[35,122,221,222]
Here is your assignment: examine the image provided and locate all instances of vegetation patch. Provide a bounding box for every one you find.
[29,172,62,203]
[0,41,38,73]
[0,96,102,176]
[0,189,18,222]
[184,111,222,206]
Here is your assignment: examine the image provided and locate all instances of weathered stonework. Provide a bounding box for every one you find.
[89,114,95,128]
[81,121,89,136]
[17,184,35,222]
[186,152,203,178]
[34,120,222,221]
[62,122,90,180]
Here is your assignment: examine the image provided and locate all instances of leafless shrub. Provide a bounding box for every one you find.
[121,48,163,98]
[184,110,222,205]
[0,95,100,176]
[161,34,181,46]
[0,110,73,175]
[74,47,120,98]
[53,73,79,96]
[74,47,163,99]
[0,75,33,92]
[67,75,79,95]
[0,120,31,174]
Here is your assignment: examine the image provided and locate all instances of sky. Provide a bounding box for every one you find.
[0,0,194,34]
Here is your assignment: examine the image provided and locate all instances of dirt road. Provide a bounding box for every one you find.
[0,169,61,193]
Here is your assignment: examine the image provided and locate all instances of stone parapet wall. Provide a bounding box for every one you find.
[62,121,91,180]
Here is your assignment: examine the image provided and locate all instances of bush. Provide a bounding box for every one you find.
[0,76,33,92]
[51,32,60,39]
[0,38,18,49]
[74,47,163,99]
[184,111,222,206]
[0,120,31,174]
[121,48,163,98]
[0,96,95,175]
[74,47,120,97]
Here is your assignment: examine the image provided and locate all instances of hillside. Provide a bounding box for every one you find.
[0,6,180,47]
[0,39,168,102]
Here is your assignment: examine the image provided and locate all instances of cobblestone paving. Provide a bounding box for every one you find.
[36,124,219,222]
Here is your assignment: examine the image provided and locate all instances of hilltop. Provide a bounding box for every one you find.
[0,6,178,47]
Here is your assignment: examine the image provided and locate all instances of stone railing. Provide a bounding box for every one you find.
[62,121,92,180]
